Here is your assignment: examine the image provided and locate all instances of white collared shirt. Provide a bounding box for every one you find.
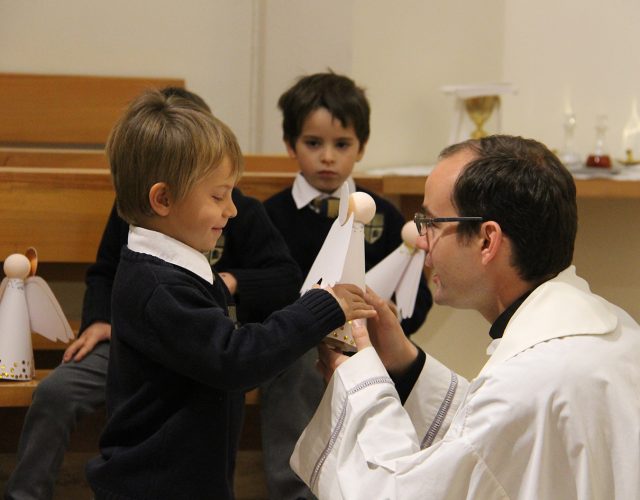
[127,226,214,284]
[291,173,356,210]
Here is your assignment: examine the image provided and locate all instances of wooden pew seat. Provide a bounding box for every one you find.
[0,370,52,407]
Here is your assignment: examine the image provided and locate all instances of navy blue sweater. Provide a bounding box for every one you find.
[86,249,344,500]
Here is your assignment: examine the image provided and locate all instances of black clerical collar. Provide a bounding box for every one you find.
[489,290,533,340]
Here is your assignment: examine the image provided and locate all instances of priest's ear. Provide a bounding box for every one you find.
[479,221,504,265]
[149,182,172,216]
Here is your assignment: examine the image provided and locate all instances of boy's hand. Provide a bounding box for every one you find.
[317,319,371,383]
[326,283,377,322]
[63,321,111,362]
[386,299,399,318]
[219,272,238,295]
[365,287,418,377]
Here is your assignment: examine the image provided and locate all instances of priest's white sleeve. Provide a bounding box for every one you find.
[404,352,468,448]
[290,347,470,499]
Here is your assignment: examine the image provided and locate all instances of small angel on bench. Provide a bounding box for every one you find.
[0,247,73,380]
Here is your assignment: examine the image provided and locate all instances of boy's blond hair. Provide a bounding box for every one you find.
[107,88,243,225]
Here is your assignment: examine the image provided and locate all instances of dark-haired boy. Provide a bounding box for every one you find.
[260,72,433,499]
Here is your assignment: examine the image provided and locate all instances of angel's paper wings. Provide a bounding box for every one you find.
[393,250,425,319]
[365,245,425,319]
[25,276,74,342]
[300,182,355,294]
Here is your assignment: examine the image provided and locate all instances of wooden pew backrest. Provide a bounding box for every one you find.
[0,73,183,147]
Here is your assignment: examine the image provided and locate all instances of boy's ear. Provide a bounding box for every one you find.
[149,182,172,216]
[284,140,297,159]
[356,140,368,162]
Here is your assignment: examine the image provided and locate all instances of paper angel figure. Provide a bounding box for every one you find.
[365,221,426,319]
[0,248,73,380]
[301,182,376,351]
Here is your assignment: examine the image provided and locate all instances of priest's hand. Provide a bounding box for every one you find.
[317,319,371,383]
[365,287,419,377]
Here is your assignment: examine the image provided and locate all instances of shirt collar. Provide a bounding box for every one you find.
[488,290,533,340]
[291,172,356,209]
[127,226,214,284]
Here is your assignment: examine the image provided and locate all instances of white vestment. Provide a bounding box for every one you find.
[291,266,640,499]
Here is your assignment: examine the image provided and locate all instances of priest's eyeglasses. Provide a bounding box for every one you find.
[414,213,484,244]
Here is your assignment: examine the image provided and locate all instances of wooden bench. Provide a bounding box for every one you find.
[0,370,53,407]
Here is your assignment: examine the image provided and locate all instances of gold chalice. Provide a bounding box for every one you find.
[464,96,500,139]
[618,148,640,166]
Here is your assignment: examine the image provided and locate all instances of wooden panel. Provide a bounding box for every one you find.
[0,369,51,407]
[0,147,108,168]
[575,178,640,198]
[243,154,298,172]
[0,148,296,173]
[0,167,114,262]
[0,73,184,147]
[237,172,296,201]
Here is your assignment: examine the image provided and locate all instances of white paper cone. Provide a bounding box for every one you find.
[0,279,34,380]
[395,249,426,319]
[324,322,357,352]
[300,214,354,294]
[365,244,413,299]
[340,222,366,290]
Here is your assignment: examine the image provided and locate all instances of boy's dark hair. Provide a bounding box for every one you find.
[441,135,577,284]
[278,71,370,150]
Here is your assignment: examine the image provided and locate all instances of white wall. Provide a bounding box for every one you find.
[502,0,640,159]
[0,0,256,148]
[256,0,355,154]
[351,0,506,169]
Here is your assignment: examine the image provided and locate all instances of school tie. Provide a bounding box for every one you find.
[309,196,340,218]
